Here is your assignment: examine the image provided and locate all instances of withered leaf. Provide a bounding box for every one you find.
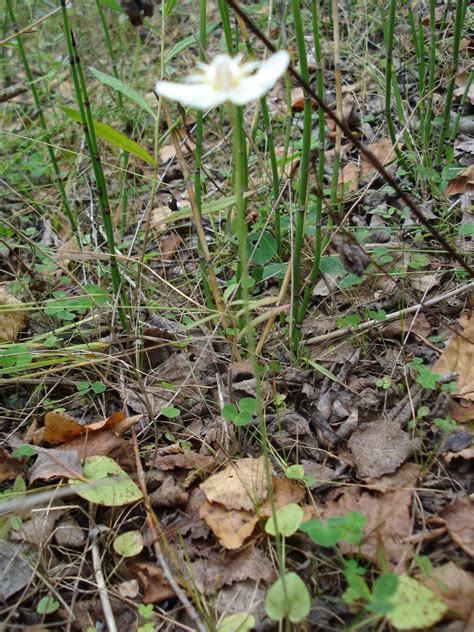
[361,138,396,177]
[28,446,82,483]
[434,314,474,401]
[128,562,175,604]
[200,457,267,512]
[0,446,23,483]
[348,418,417,480]
[199,500,259,550]
[442,497,474,558]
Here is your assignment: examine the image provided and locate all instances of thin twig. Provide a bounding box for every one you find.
[305,280,474,345]
[90,526,118,632]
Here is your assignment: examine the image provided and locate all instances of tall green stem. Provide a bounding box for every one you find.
[290,0,312,351]
[195,0,213,308]
[298,0,326,324]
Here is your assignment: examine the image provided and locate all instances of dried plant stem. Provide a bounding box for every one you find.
[89,527,118,632]
[305,279,474,346]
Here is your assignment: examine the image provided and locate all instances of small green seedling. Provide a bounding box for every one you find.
[265,572,311,623]
[300,512,367,548]
[222,397,258,426]
[37,594,60,615]
[265,503,304,537]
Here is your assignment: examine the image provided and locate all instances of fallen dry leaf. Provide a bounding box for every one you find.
[434,314,474,400]
[200,457,267,512]
[420,562,474,621]
[442,497,474,557]
[129,562,175,604]
[159,232,183,261]
[0,446,23,483]
[260,476,305,517]
[41,411,140,445]
[445,165,474,197]
[323,463,419,567]
[454,72,474,104]
[339,162,359,193]
[0,541,36,600]
[54,517,86,549]
[10,505,63,547]
[149,474,188,507]
[58,431,133,468]
[449,400,474,423]
[158,452,215,472]
[290,87,318,111]
[361,138,397,177]
[183,547,275,595]
[199,500,259,550]
[28,446,82,483]
[348,418,417,479]
[0,288,27,342]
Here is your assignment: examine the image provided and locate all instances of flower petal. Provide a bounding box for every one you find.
[254,50,290,88]
[228,77,270,104]
[155,81,225,109]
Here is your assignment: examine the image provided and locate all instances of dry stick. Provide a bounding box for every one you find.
[90,527,118,632]
[130,430,207,632]
[225,0,474,280]
[0,5,62,46]
[161,100,229,332]
[305,279,474,346]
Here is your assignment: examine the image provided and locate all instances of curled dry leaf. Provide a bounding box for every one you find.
[128,562,175,604]
[0,446,23,483]
[442,496,474,558]
[28,446,82,483]
[434,314,474,400]
[199,500,259,550]
[361,137,396,177]
[0,288,27,342]
[41,411,141,445]
[200,456,267,512]
[348,418,417,480]
[445,165,474,197]
[181,547,275,595]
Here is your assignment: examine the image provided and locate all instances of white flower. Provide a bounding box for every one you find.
[155,50,289,110]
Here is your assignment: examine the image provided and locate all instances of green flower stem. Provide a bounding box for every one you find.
[290,0,313,352]
[194,0,213,308]
[435,0,468,166]
[60,1,127,329]
[423,0,438,157]
[228,103,249,330]
[5,0,81,247]
[297,0,326,325]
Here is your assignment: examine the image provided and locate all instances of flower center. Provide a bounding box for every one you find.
[212,59,241,91]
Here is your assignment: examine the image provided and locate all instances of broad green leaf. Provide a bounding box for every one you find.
[89,67,156,118]
[285,464,305,479]
[265,572,311,623]
[217,613,255,632]
[222,403,238,421]
[113,530,144,557]
[265,503,304,537]
[249,231,277,266]
[300,518,342,547]
[386,576,447,629]
[234,411,252,426]
[368,573,398,615]
[99,0,123,10]
[238,398,258,414]
[69,456,143,507]
[161,406,180,418]
[62,107,155,165]
[37,595,60,615]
